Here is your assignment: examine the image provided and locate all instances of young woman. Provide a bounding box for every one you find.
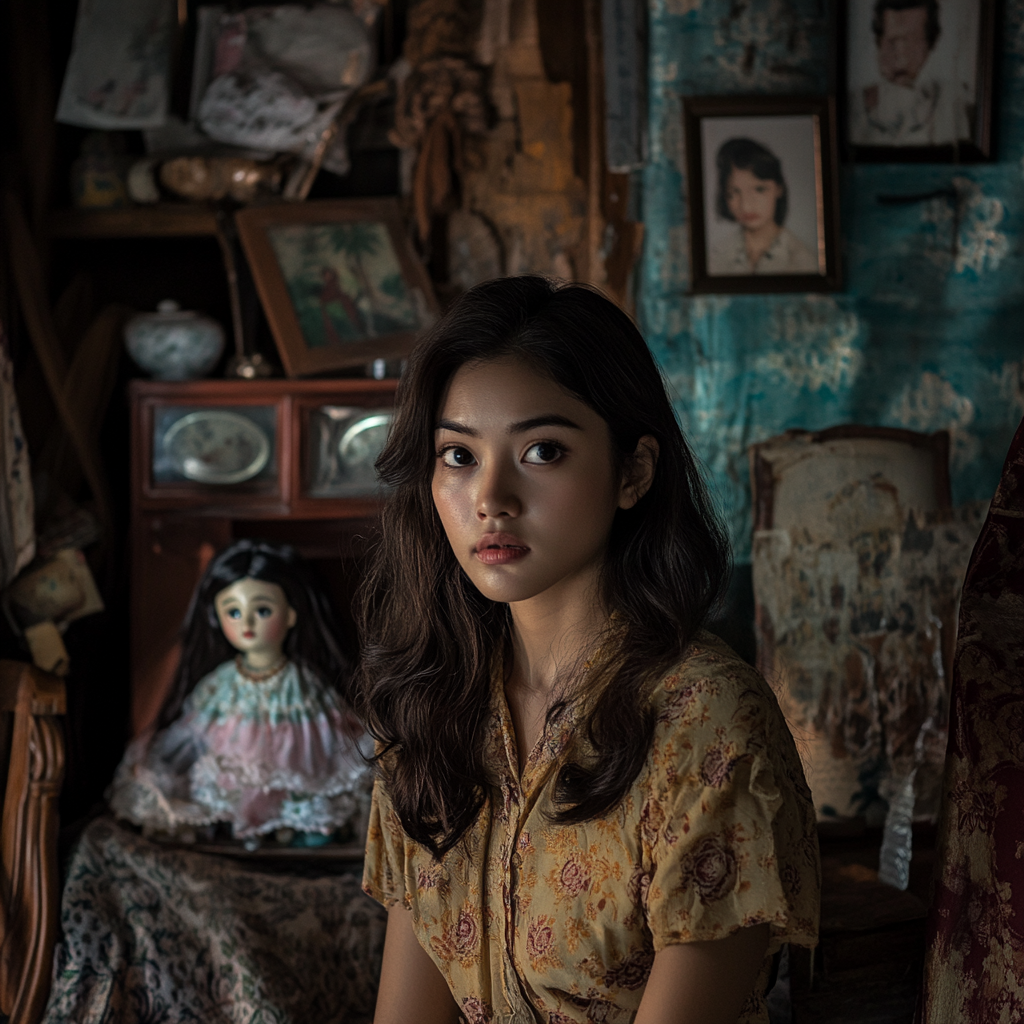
[359,277,819,1024]
[708,137,819,276]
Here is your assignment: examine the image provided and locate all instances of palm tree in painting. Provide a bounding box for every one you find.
[334,223,383,336]
[319,267,364,343]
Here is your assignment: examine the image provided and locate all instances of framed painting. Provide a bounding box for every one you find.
[841,0,997,161]
[682,96,842,294]
[236,198,438,377]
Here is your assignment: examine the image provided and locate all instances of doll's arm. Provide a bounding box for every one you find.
[373,903,461,1024]
[633,923,769,1024]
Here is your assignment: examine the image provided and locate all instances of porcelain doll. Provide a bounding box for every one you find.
[110,539,372,844]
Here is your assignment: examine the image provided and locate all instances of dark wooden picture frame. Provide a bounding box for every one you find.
[840,0,997,162]
[683,96,841,295]
[236,198,438,378]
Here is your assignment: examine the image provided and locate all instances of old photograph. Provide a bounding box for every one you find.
[684,97,840,292]
[702,116,823,278]
[846,0,993,157]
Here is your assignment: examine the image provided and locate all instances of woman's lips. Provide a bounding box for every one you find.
[474,532,530,565]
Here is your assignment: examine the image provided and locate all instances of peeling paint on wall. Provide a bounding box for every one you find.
[887,373,978,472]
[753,501,987,822]
[752,298,863,394]
[639,0,1024,562]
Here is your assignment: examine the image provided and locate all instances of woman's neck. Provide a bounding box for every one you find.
[743,220,781,268]
[506,569,608,701]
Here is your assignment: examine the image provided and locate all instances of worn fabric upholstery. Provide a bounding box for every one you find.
[920,415,1024,1023]
[363,631,820,1024]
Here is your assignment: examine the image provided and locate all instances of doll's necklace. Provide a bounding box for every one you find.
[235,654,288,682]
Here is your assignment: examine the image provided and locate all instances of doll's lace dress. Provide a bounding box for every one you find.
[110,659,373,839]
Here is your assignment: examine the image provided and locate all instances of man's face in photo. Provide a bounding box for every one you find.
[877,6,933,86]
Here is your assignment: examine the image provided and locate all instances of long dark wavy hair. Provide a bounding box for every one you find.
[357,276,730,858]
[157,539,352,729]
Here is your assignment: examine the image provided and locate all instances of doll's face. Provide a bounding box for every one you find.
[214,577,297,660]
[431,356,654,607]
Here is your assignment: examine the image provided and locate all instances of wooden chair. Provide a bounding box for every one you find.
[0,661,66,1024]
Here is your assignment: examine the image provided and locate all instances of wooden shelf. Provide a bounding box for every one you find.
[50,204,220,239]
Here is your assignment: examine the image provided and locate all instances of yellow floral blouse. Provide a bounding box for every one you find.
[363,631,820,1024]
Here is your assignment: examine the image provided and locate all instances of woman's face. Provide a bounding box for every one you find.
[431,356,636,608]
[725,166,782,232]
[215,577,296,659]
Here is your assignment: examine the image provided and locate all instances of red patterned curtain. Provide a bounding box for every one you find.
[920,416,1024,1022]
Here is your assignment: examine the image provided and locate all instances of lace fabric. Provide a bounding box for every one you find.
[109,660,374,839]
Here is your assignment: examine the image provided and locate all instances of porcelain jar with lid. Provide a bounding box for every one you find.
[124,300,225,381]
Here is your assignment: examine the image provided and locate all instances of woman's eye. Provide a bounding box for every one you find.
[256,606,274,618]
[439,446,475,467]
[523,442,564,465]
[227,608,241,619]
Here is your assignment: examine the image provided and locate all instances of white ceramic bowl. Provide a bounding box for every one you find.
[124,300,225,381]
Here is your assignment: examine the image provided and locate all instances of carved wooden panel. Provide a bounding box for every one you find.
[0,661,66,1024]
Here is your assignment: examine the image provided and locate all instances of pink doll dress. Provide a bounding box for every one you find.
[109,658,373,840]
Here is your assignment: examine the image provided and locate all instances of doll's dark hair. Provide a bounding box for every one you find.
[157,539,352,729]
[715,137,788,226]
[357,276,730,858]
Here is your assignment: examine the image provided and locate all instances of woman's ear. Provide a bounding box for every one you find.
[287,606,298,630]
[618,435,659,510]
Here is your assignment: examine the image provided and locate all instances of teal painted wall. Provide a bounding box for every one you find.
[639,0,1024,562]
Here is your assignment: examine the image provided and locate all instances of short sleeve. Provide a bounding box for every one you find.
[361,777,407,909]
[642,651,820,953]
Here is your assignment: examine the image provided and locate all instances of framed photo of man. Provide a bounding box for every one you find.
[843,0,996,160]
[682,96,841,294]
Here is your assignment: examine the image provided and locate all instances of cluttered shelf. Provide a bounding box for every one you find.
[50,203,220,239]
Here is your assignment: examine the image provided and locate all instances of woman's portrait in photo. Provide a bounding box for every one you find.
[684,98,840,293]
[707,135,819,277]
[845,0,993,158]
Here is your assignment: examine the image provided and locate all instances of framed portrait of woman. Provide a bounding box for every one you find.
[841,0,996,161]
[682,96,841,294]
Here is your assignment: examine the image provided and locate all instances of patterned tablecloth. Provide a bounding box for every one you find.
[42,815,386,1024]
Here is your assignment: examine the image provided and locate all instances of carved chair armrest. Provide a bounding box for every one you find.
[0,661,67,1024]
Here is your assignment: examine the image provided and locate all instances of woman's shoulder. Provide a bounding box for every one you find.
[647,630,795,763]
[776,228,819,273]
[707,225,748,275]
[644,628,816,834]
[653,629,774,711]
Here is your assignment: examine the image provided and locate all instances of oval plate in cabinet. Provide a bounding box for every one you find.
[163,410,272,484]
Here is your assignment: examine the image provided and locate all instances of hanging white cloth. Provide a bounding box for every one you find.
[0,321,35,589]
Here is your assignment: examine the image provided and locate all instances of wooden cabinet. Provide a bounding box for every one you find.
[129,377,397,734]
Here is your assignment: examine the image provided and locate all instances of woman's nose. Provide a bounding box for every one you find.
[475,460,522,519]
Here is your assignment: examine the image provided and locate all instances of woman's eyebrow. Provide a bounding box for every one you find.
[435,418,478,436]
[509,415,582,434]
[434,415,583,435]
